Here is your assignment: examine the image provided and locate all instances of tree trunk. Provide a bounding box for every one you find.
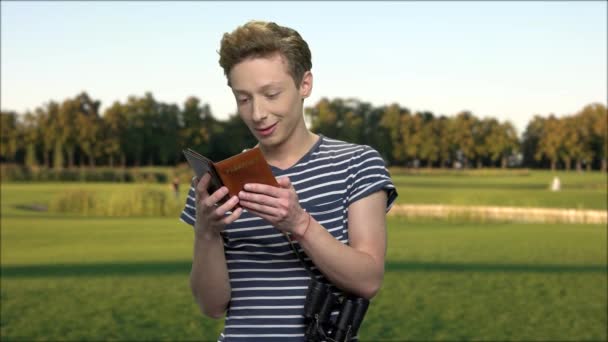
[602,159,607,172]
[89,154,95,168]
[109,155,115,168]
[551,159,556,171]
[575,159,582,172]
[44,151,50,169]
[501,157,507,169]
[121,154,127,182]
[67,146,75,168]
[476,159,482,168]
[565,157,571,172]
[586,161,591,172]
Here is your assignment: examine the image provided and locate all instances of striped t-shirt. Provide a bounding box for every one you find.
[180,135,397,341]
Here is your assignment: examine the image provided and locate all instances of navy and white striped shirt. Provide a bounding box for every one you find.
[181,135,397,341]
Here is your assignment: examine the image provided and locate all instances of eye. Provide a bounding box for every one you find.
[266,92,280,99]
[237,97,249,105]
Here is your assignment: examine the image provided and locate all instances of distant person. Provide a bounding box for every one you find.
[180,20,397,341]
[172,177,180,199]
[550,176,561,192]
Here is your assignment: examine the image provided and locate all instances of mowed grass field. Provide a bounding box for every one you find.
[1,170,607,341]
[391,170,607,209]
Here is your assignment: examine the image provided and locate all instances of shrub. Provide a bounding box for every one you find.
[0,165,171,184]
[48,187,183,217]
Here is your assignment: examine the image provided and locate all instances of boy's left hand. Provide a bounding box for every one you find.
[238,176,308,235]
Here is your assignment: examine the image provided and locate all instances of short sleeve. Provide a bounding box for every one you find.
[346,145,398,212]
[179,185,197,227]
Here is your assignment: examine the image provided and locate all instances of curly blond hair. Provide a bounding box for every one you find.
[219,20,312,87]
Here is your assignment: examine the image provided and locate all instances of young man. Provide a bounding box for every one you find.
[181,20,397,341]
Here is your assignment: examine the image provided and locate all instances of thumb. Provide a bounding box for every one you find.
[276,176,293,189]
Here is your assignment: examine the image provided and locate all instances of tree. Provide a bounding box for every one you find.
[580,103,607,171]
[0,111,19,163]
[522,115,546,168]
[58,97,81,168]
[123,93,157,166]
[435,116,452,168]
[535,115,564,170]
[102,101,128,167]
[308,98,339,139]
[487,121,519,168]
[379,103,408,166]
[21,111,40,168]
[473,118,494,168]
[74,92,102,167]
[451,111,477,168]
[157,102,180,165]
[180,96,214,159]
[560,114,590,172]
[399,112,423,166]
[360,106,392,163]
[418,113,440,168]
[37,101,61,169]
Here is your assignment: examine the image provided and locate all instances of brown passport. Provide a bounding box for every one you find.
[183,147,279,205]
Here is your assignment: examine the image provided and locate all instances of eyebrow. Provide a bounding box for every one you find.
[233,83,282,95]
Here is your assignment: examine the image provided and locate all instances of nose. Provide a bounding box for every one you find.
[252,98,268,123]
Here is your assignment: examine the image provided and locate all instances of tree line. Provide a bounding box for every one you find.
[1,91,606,171]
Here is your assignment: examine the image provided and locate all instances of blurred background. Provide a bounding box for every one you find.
[1,1,606,341]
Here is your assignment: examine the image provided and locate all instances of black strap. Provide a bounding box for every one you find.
[282,232,317,279]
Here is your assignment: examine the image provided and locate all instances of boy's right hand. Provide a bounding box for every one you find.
[193,173,242,240]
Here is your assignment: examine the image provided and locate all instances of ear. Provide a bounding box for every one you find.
[298,71,313,99]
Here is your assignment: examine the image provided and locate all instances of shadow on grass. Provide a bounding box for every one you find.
[2,261,606,278]
[1,260,192,278]
[385,261,608,273]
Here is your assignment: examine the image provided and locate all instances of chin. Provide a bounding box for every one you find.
[258,133,284,149]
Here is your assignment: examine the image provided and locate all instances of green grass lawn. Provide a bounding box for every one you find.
[391,170,607,209]
[1,214,606,341]
[1,172,606,341]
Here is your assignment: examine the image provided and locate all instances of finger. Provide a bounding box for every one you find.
[238,190,279,208]
[243,183,282,197]
[205,186,229,207]
[222,207,243,225]
[196,173,211,194]
[239,199,281,217]
[215,195,240,216]
[239,206,273,223]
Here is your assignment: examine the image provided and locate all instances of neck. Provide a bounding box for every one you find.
[260,120,318,170]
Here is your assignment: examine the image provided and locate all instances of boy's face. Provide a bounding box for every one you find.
[228,53,312,149]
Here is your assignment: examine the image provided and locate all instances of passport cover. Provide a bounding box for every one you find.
[183,147,279,206]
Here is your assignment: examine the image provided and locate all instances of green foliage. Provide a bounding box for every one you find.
[3,90,607,170]
[0,111,19,162]
[48,187,182,217]
[0,165,172,183]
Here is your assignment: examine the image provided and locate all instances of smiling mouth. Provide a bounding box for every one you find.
[256,122,277,136]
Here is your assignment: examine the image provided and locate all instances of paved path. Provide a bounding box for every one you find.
[389,204,607,224]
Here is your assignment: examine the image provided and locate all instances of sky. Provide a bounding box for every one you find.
[1,1,606,136]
